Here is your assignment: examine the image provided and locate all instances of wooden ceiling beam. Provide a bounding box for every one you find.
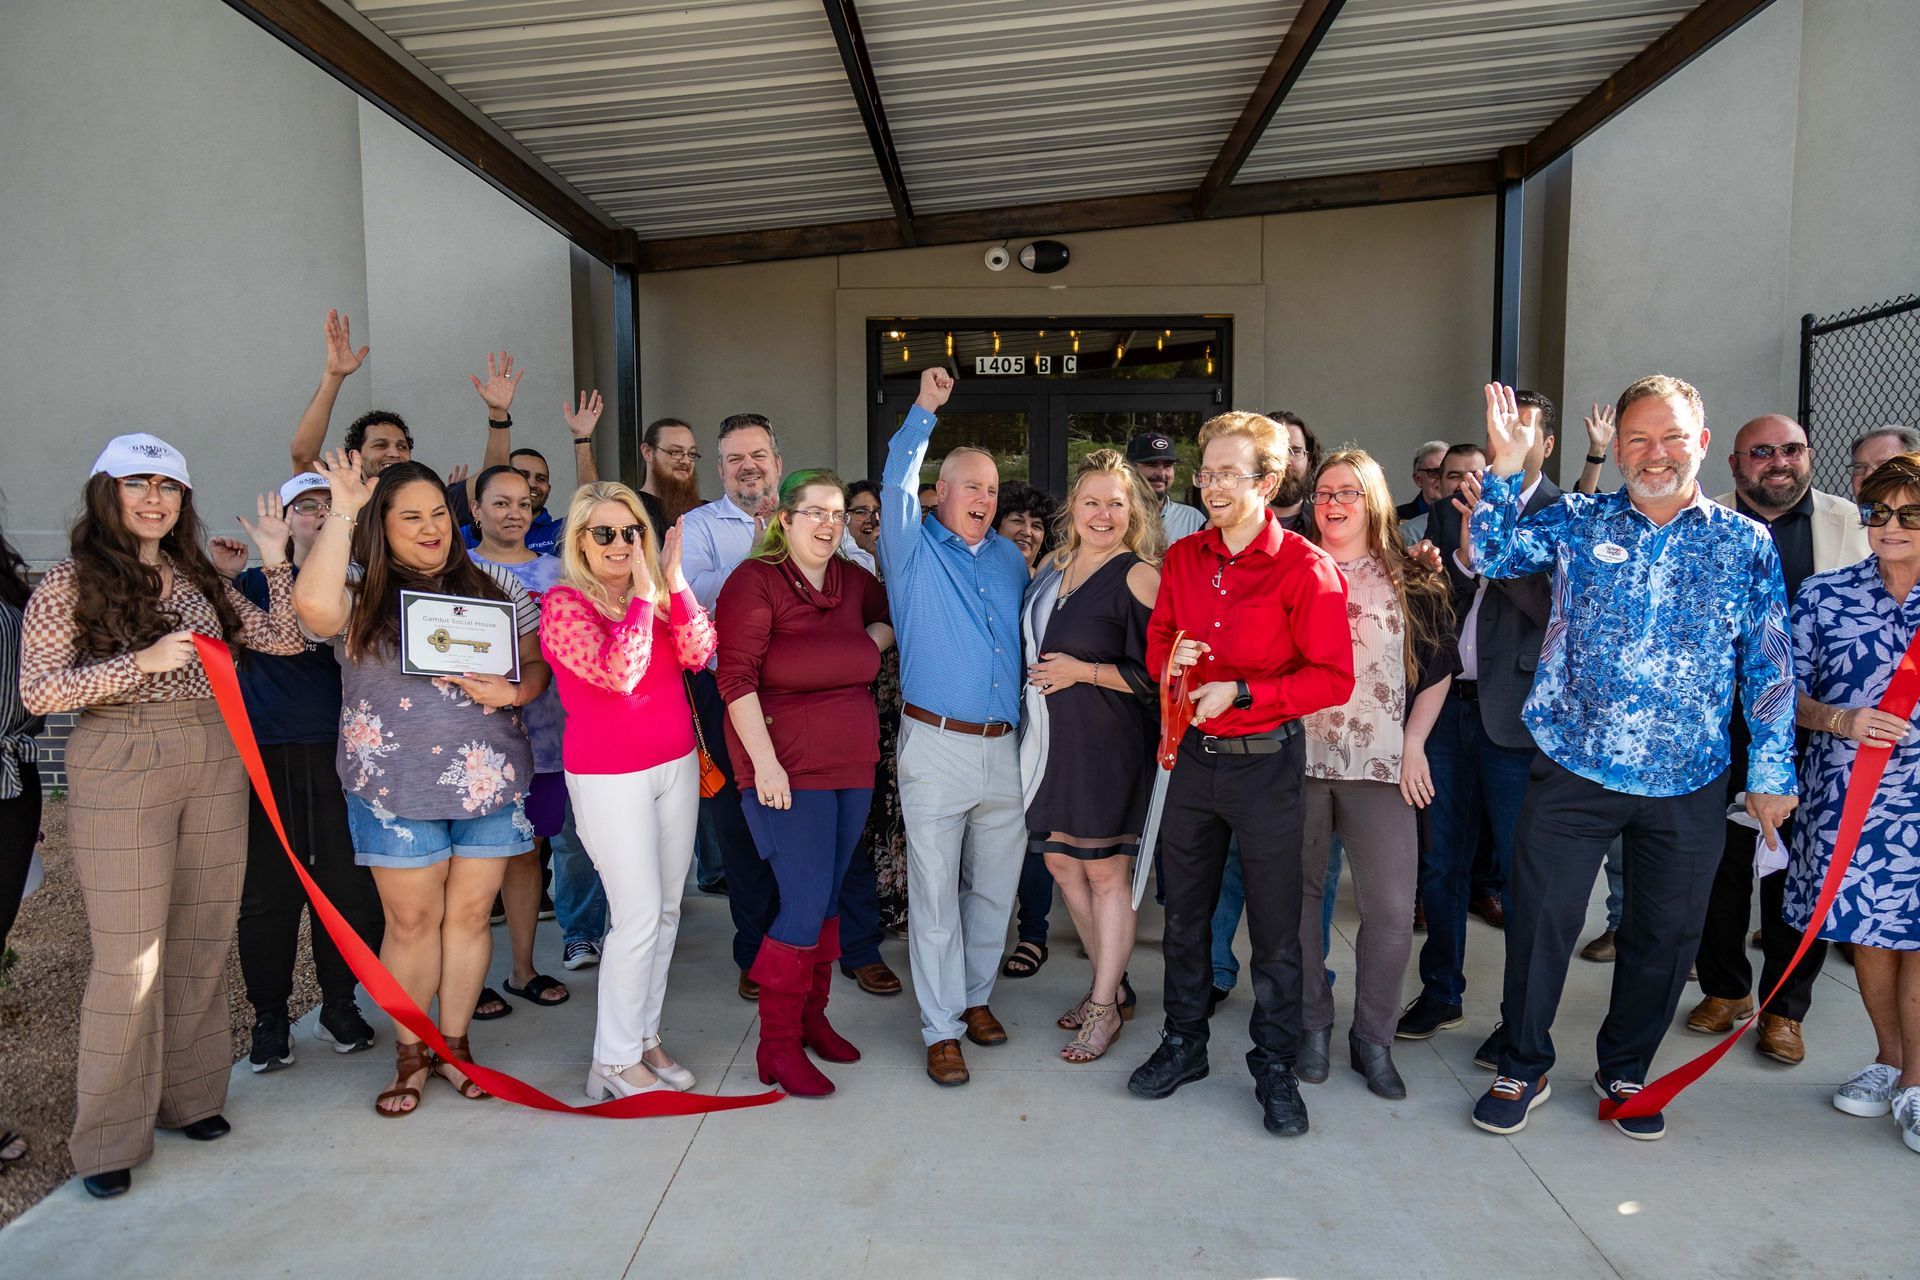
[1193,0,1348,218]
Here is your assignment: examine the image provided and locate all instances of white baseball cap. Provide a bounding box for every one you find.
[90,433,192,489]
[279,472,330,505]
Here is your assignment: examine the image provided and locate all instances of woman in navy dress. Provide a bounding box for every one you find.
[1785,451,1920,1152]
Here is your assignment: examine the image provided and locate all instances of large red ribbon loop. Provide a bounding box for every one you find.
[1602,622,1920,1121]
[193,634,781,1118]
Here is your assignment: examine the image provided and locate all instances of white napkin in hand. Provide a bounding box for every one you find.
[1753,830,1787,877]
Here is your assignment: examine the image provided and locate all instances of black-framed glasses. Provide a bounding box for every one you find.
[1413,466,1442,480]
[1860,503,1920,530]
[652,446,701,462]
[585,523,646,545]
[1742,442,1809,461]
[846,504,881,522]
[1308,489,1365,506]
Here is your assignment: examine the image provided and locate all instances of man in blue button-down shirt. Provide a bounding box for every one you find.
[1464,376,1799,1142]
[879,367,1031,1085]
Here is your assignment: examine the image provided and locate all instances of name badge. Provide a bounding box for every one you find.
[1592,542,1629,565]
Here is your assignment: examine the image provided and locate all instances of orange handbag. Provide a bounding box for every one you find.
[683,673,727,798]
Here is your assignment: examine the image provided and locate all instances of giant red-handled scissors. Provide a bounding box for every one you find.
[1131,630,1198,908]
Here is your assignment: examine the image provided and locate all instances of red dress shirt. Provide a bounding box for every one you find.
[1146,510,1354,737]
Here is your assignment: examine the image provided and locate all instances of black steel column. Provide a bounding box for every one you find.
[614,263,641,488]
[1491,151,1523,386]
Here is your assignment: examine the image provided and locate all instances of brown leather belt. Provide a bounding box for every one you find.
[903,703,1014,738]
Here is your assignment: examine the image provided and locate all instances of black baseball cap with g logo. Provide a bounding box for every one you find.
[1126,433,1177,464]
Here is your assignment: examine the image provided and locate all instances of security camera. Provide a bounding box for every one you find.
[984,245,1011,272]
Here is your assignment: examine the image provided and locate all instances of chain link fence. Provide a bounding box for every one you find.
[1798,294,1920,496]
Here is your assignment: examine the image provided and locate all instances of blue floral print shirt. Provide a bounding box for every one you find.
[1469,474,1797,799]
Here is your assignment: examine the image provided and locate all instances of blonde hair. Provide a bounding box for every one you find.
[1307,448,1454,678]
[1049,449,1165,569]
[1616,374,1704,428]
[556,481,669,612]
[1196,411,1288,479]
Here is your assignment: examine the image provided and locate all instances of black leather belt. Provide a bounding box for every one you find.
[1196,720,1303,755]
[1451,679,1479,702]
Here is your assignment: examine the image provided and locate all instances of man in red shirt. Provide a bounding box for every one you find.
[1127,411,1354,1137]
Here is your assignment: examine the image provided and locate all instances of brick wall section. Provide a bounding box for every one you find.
[35,714,76,791]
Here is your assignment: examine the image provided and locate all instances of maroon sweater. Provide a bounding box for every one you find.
[714,556,889,790]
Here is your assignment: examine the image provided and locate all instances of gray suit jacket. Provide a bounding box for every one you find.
[1709,487,1871,581]
[1432,475,1563,750]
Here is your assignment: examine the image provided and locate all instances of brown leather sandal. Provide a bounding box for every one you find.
[1058,989,1093,1030]
[433,1035,490,1100]
[375,1039,434,1117]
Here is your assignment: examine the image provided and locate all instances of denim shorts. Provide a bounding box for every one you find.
[346,793,534,869]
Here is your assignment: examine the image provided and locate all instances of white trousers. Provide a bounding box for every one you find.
[896,720,1026,1046]
[566,752,698,1069]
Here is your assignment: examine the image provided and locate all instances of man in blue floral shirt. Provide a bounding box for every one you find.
[1464,375,1798,1142]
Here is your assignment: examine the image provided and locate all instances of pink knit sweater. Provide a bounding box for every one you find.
[539,584,716,775]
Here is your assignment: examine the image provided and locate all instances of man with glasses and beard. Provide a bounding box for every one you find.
[641,417,706,528]
[1688,415,1868,1065]
[1266,411,1319,533]
[1466,376,1798,1143]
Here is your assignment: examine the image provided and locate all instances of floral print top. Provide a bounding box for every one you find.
[1306,554,1408,783]
[329,561,540,822]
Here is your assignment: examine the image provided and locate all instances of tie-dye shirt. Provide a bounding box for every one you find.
[1470,475,1796,799]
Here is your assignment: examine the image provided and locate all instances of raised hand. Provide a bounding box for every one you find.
[324,309,369,379]
[315,448,378,516]
[239,493,293,566]
[207,536,250,579]
[659,520,688,594]
[915,366,955,414]
[1483,383,1535,477]
[446,463,471,489]
[1584,403,1617,457]
[470,351,522,418]
[564,390,604,440]
[1405,538,1444,574]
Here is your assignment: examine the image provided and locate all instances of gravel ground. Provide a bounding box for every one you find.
[0,797,323,1229]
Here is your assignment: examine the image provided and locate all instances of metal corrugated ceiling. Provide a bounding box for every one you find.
[348,0,1702,240]
[1239,0,1693,181]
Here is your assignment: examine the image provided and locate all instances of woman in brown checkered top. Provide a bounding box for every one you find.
[18,434,305,1200]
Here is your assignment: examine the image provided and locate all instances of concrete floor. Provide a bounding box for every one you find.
[0,880,1908,1280]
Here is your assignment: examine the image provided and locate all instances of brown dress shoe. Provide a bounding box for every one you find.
[1685,994,1754,1034]
[1579,930,1617,962]
[961,1005,1008,1046]
[926,1039,969,1086]
[1757,1014,1805,1065]
[1412,899,1427,933]
[738,973,760,1002]
[844,961,902,996]
[1468,894,1506,928]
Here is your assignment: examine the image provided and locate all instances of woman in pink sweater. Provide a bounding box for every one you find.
[539,482,715,1100]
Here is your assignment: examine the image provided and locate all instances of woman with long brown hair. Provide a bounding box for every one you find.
[19,434,305,1198]
[294,450,550,1118]
[1020,449,1164,1061]
[1295,447,1457,1099]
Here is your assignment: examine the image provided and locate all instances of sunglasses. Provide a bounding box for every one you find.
[585,523,646,545]
[1860,503,1920,530]
[1742,442,1809,461]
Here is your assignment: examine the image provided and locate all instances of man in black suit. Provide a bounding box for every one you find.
[1397,391,1562,1052]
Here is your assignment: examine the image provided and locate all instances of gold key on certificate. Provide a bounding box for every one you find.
[400,589,520,681]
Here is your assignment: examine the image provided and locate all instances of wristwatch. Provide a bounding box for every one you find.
[489,412,513,429]
[1585,453,1606,465]
[1231,680,1252,710]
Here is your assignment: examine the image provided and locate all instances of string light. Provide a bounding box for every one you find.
[902,346,909,362]
[993,330,1001,354]
[1156,335,1164,351]
[945,332,954,357]
[1204,344,1214,376]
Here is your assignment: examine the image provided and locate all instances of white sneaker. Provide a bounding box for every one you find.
[1833,1062,1901,1117]
[1894,1086,1920,1155]
[563,939,601,971]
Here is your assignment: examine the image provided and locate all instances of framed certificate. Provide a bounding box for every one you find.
[399,589,521,681]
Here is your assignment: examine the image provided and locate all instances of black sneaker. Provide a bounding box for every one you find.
[1394,993,1464,1040]
[698,876,729,896]
[1473,1022,1505,1071]
[1254,1066,1310,1136]
[1592,1073,1666,1140]
[316,999,376,1054]
[249,1013,294,1073]
[1127,1033,1210,1100]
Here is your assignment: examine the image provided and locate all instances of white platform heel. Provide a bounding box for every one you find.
[585,1061,675,1100]
[642,1035,697,1092]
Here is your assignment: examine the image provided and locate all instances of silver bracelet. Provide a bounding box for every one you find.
[326,510,356,528]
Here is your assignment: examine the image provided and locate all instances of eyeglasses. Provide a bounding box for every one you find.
[1286,446,1311,460]
[1742,442,1809,461]
[793,507,849,527]
[1308,489,1365,506]
[1194,471,1267,489]
[120,477,185,501]
[289,498,332,516]
[652,446,701,462]
[846,505,881,521]
[585,524,646,545]
[1413,466,1442,480]
[1860,503,1920,530]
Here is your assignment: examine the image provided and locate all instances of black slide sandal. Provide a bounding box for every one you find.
[1000,941,1048,979]
[503,973,570,1007]
[472,986,513,1020]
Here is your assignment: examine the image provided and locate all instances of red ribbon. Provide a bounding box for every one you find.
[1602,621,1920,1121]
[1157,629,1196,768]
[193,634,781,1118]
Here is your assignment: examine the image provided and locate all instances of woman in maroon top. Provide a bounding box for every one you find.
[717,469,894,1096]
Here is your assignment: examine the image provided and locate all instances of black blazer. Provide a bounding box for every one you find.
[1429,475,1562,750]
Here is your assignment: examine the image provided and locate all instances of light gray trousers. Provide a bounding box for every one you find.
[896,719,1025,1046]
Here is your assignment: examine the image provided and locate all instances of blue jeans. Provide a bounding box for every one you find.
[1416,693,1534,1006]
[548,798,607,946]
[1212,836,1342,990]
[1014,848,1054,945]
